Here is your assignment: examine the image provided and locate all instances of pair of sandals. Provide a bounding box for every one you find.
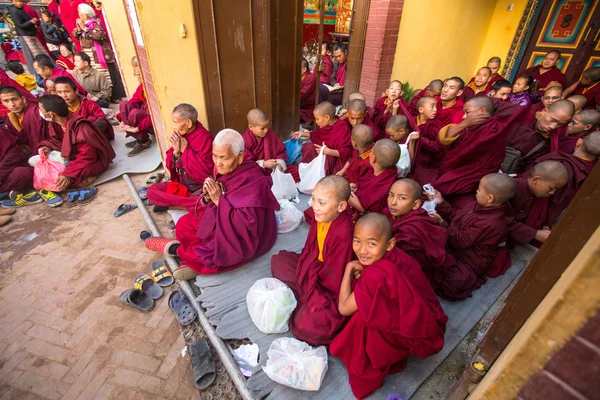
[65,188,97,207]
[119,260,175,312]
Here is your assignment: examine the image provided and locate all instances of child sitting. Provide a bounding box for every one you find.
[331,212,447,399]
[372,80,407,131]
[566,94,587,113]
[410,96,445,184]
[345,99,382,141]
[385,115,416,178]
[509,74,535,107]
[337,124,374,183]
[556,109,600,153]
[7,61,37,92]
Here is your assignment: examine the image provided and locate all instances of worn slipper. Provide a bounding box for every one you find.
[144,237,180,256]
[189,339,216,390]
[140,230,153,242]
[76,188,98,205]
[134,273,164,300]
[168,290,197,326]
[139,187,148,200]
[113,204,138,217]
[151,260,174,287]
[64,191,79,208]
[173,265,199,281]
[119,288,155,312]
[146,173,164,185]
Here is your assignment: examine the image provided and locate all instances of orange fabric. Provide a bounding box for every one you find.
[317,221,331,262]
[360,147,373,160]
[466,81,486,95]
[416,115,425,126]
[582,81,599,95]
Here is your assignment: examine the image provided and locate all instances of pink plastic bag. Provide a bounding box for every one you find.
[33,148,66,192]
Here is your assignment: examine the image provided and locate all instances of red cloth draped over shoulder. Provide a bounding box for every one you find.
[507,177,548,246]
[330,247,447,400]
[75,98,114,140]
[354,167,398,213]
[521,102,544,126]
[299,73,317,123]
[312,55,334,84]
[60,0,84,50]
[574,81,600,110]
[6,102,49,154]
[57,55,76,71]
[461,86,489,102]
[0,126,32,189]
[524,65,566,93]
[176,162,279,275]
[335,62,347,86]
[301,119,352,175]
[343,145,373,184]
[435,96,464,126]
[371,96,412,132]
[272,208,354,345]
[408,88,427,116]
[411,117,444,171]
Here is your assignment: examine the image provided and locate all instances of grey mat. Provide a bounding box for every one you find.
[193,194,537,399]
[94,129,162,185]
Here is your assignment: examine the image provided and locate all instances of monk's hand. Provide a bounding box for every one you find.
[179,136,188,153]
[41,146,51,157]
[392,99,400,114]
[204,178,221,206]
[349,183,358,192]
[55,175,71,192]
[348,192,360,208]
[124,125,140,133]
[535,229,551,243]
[432,189,444,204]
[314,143,324,154]
[169,132,181,154]
[333,83,341,88]
[263,159,277,169]
[291,131,302,140]
[346,260,364,280]
[464,111,490,128]
[430,213,444,225]
[409,132,420,142]
[337,108,347,118]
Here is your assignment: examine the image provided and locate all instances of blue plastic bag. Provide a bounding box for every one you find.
[284,139,303,164]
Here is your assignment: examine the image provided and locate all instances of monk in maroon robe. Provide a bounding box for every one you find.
[372,80,409,132]
[436,77,465,125]
[119,70,154,156]
[431,173,516,299]
[242,108,300,182]
[408,79,443,116]
[0,86,48,154]
[53,77,113,140]
[332,213,447,399]
[0,69,39,117]
[462,67,491,102]
[349,139,399,216]
[467,57,504,92]
[319,43,346,105]
[0,125,33,193]
[272,176,353,345]
[524,50,566,93]
[299,58,316,124]
[338,124,374,184]
[33,55,87,95]
[162,130,279,281]
[313,41,334,84]
[345,98,382,141]
[38,95,115,190]
[507,161,568,246]
[60,0,84,50]
[296,101,352,175]
[409,96,445,185]
[147,104,214,212]
[553,109,599,154]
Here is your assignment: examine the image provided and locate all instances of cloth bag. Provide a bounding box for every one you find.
[297,146,326,195]
[271,168,298,201]
[275,199,304,234]
[33,148,66,192]
[284,138,303,164]
[263,337,328,391]
[246,278,297,334]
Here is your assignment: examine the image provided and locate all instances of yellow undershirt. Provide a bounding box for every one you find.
[416,115,425,126]
[316,221,331,262]
[68,100,82,114]
[582,81,599,95]
[360,147,373,159]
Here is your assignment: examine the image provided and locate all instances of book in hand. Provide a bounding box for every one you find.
[323,84,344,92]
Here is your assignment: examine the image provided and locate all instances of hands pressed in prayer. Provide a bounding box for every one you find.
[535,228,551,243]
[203,178,221,206]
[55,175,72,192]
[263,159,277,169]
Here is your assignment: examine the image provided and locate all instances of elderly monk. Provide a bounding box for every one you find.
[37,94,115,190]
[408,79,443,115]
[147,129,280,280]
[524,50,566,93]
[53,77,114,141]
[300,58,317,125]
[147,104,214,212]
[33,54,88,96]
[0,124,33,194]
[0,86,48,153]
[436,77,465,126]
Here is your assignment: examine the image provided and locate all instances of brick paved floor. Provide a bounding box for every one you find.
[0,176,200,400]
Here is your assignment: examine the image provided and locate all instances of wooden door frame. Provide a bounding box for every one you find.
[343,0,371,106]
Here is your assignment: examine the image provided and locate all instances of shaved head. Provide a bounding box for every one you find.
[348,99,367,113]
[465,96,494,115]
[478,66,492,76]
[351,124,374,148]
[447,76,465,90]
[577,109,600,126]
[348,92,366,102]
[547,99,575,116]
[355,212,392,242]
[373,138,401,169]
[429,79,443,91]
[316,175,351,202]
[315,101,336,118]
[545,86,563,96]
[531,160,568,183]
[386,114,408,131]
[173,103,198,122]
[583,67,600,82]
[567,95,587,110]
[488,56,501,64]
[581,131,600,158]
[417,95,436,109]
[247,108,269,125]
[481,173,517,203]
[391,178,422,201]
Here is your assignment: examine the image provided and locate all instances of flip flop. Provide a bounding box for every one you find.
[146,173,164,185]
[151,260,174,287]
[134,273,164,300]
[139,187,148,200]
[168,290,197,326]
[76,188,98,205]
[113,204,138,217]
[140,230,153,242]
[189,339,216,390]
[119,288,155,312]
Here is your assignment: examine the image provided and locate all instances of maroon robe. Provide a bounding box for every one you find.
[384,207,455,288]
[524,65,566,93]
[371,96,410,133]
[505,118,556,172]
[175,161,279,275]
[300,72,317,124]
[49,68,87,96]
[507,177,548,246]
[461,86,489,102]
[0,126,33,193]
[574,81,600,110]
[60,0,84,50]
[271,208,354,345]
[6,102,49,154]
[408,88,426,116]
[242,128,300,182]
[73,98,114,140]
[118,84,153,141]
[312,55,334,84]
[467,74,504,92]
[436,200,510,300]
[0,70,39,118]
[330,247,447,400]
[147,123,214,212]
[335,61,346,86]
[354,167,398,214]
[410,117,445,186]
[301,119,352,175]
[435,97,464,126]
[343,146,373,184]
[523,102,544,125]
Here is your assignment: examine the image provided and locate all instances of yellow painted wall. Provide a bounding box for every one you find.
[391,0,526,90]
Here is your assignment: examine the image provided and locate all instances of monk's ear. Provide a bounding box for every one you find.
[583,123,593,131]
[488,193,496,204]
[236,151,245,164]
[575,138,583,149]
[386,237,396,251]
[412,198,422,210]
[338,200,348,213]
[457,89,463,97]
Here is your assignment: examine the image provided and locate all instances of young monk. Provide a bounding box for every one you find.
[525,132,600,228]
[37,95,115,190]
[337,92,374,119]
[564,67,599,110]
[271,175,354,345]
[408,79,443,115]
[33,54,88,96]
[436,77,465,125]
[348,138,400,215]
[524,50,566,93]
[331,213,447,399]
[299,58,316,126]
[384,179,454,288]
[242,108,299,181]
[345,99,382,141]
[509,74,535,107]
[312,40,334,84]
[294,101,352,175]
[463,67,491,101]
[485,56,504,90]
[146,104,214,212]
[338,124,374,184]
[508,160,568,246]
[372,80,407,132]
[431,173,517,299]
[0,86,48,153]
[566,95,587,113]
[53,77,114,141]
[385,115,415,178]
[488,79,512,100]
[410,96,445,184]
[0,125,33,194]
[523,85,563,124]
[554,109,600,153]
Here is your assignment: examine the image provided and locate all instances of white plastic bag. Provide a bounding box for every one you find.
[297,145,326,195]
[396,143,411,178]
[276,199,304,234]
[263,337,328,391]
[246,278,297,334]
[422,183,437,215]
[271,168,298,201]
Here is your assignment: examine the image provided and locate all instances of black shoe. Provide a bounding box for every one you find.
[125,140,137,148]
[127,140,152,157]
[152,205,168,213]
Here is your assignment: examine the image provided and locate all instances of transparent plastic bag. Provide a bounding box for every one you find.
[33,149,66,192]
[263,337,328,391]
[421,183,437,215]
[246,278,297,334]
[297,146,326,195]
[271,168,298,201]
[276,199,304,234]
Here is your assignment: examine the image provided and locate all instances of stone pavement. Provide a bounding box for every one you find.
[0,176,200,400]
